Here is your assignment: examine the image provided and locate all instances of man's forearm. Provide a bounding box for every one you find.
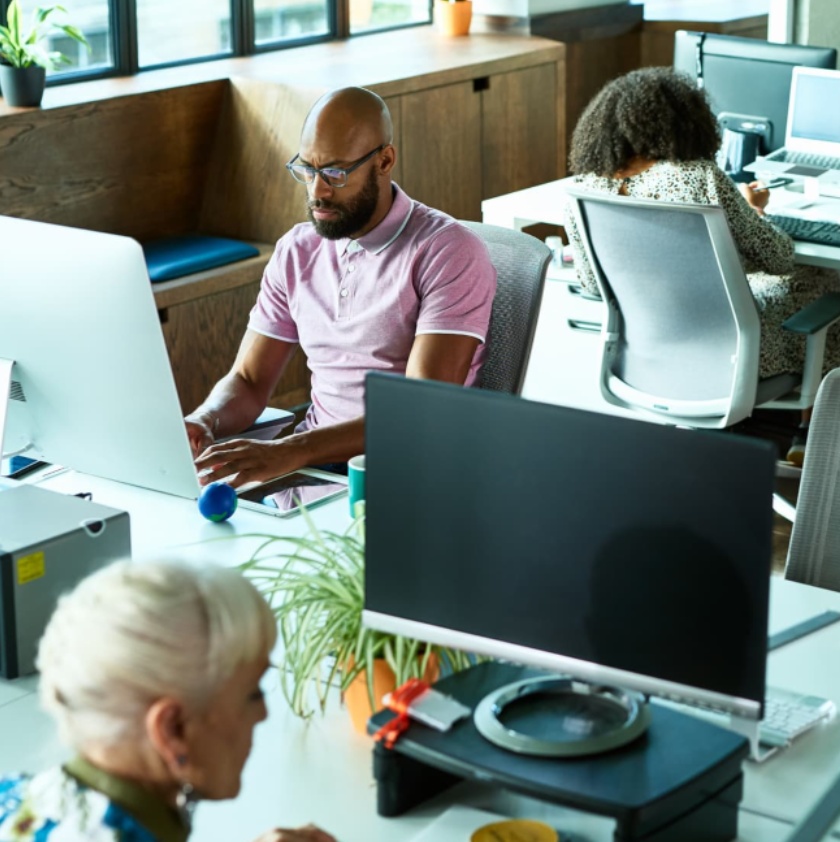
[280,416,365,468]
[186,372,266,439]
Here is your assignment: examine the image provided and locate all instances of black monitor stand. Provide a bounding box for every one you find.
[369,662,749,842]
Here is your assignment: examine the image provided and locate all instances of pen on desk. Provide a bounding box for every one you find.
[752,177,794,192]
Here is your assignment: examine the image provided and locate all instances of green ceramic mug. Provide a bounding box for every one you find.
[348,454,366,518]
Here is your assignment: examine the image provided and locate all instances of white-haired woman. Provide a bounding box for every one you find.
[0,559,335,842]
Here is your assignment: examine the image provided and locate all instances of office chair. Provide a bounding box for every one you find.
[563,187,840,429]
[784,368,840,591]
[460,221,551,395]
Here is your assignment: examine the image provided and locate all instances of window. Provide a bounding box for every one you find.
[254,0,329,47]
[349,0,429,34]
[2,0,431,83]
[136,0,234,67]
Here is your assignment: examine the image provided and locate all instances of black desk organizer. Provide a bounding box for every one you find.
[368,662,750,842]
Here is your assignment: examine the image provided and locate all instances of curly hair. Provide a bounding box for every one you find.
[569,67,721,177]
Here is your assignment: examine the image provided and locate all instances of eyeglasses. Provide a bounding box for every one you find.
[285,144,386,188]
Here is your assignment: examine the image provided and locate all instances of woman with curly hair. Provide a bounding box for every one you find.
[562,66,840,464]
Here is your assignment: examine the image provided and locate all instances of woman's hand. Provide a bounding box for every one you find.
[739,180,771,216]
[252,824,337,842]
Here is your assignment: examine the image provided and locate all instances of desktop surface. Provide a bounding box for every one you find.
[2,469,840,840]
[482,177,840,272]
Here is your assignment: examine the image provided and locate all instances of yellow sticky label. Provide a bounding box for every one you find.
[17,552,45,585]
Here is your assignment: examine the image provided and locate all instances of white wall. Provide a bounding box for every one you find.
[792,0,840,55]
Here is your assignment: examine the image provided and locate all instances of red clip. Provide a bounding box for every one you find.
[371,678,431,749]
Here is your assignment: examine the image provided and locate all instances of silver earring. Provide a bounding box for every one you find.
[175,780,198,830]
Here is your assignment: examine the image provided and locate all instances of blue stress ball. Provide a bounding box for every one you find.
[198,481,238,522]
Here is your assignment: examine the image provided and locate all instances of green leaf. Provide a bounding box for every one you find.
[0,1,86,69]
[230,511,480,722]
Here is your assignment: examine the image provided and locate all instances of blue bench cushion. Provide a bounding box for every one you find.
[142,235,261,282]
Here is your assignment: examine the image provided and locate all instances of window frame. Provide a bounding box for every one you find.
[0,0,431,85]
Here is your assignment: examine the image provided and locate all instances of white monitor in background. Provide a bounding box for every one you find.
[786,67,840,151]
[0,215,205,498]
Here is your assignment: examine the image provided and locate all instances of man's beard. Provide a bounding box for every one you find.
[307,166,380,240]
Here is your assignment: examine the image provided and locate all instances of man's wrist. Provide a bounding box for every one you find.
[187,410,220,435]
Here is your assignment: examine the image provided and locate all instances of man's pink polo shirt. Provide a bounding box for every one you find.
[248,185,497,431]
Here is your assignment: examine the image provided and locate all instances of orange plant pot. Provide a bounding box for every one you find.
[435,0,473,36]
[343,654,439,735]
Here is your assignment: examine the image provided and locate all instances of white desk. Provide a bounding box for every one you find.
[484,179,840,419]
[3,469,840,840]
[481,178,840,271]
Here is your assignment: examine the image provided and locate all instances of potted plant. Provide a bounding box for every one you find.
[435,0,472,36]
[0,0,89,107]
[239,515,477,734]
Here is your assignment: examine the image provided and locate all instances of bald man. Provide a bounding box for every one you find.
[186,87,496,488]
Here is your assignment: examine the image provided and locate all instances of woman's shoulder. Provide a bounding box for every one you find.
[0,767,146,841]
[630,159,720,201]
[573,173,616,191]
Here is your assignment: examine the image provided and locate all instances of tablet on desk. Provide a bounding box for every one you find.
[237,468,348,517]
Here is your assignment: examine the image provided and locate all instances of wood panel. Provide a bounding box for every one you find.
[396,81,482,221]
[481,63,558,202]
[160,280,311,414]
[558,32,641,175]
[200,79,324,245]
[526,4,642,177]
[0,83,225,241]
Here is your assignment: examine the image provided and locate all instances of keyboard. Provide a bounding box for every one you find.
[759,685,836,748]
[770,150,840,169]
[768,214,840,248]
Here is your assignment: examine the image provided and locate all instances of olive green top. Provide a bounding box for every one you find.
[64,756,190,842]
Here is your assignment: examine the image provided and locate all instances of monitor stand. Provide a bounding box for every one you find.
[369,662,749,842]
[473,675,651,758]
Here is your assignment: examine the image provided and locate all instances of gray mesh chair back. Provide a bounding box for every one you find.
[461,221,550,395]
[564,188,773,428]
[784,368,840,591]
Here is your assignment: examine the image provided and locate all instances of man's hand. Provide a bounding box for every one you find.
[194,438,305,488]
[252,825,337,842]
[185,415,216,458]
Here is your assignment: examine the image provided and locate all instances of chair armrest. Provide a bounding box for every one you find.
[782,292,840,335]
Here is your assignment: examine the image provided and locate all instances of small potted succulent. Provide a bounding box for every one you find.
[0,0,89,107]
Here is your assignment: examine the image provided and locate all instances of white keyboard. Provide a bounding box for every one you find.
[770,150,840,170]
[759,686,836,748]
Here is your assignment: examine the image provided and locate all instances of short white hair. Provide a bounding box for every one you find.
[37,557,277,752]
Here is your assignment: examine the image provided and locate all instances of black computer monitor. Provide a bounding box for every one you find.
[363,373,776,728]
[673,30,837,155]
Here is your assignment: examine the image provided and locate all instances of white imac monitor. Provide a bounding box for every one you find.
[362,374,776,731]
[0,215,202,498]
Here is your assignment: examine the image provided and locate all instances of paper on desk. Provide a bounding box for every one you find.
[767,189,840,222]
